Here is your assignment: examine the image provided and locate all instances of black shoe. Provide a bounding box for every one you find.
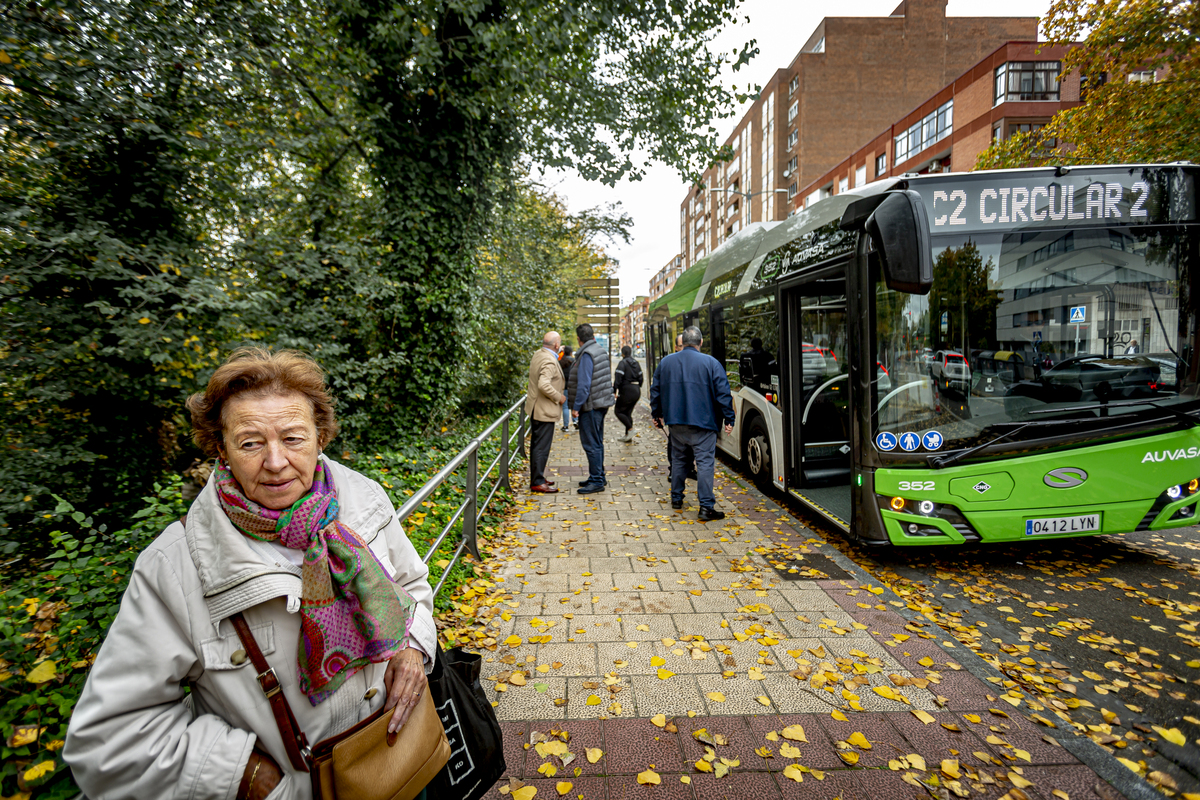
[687,471,698,481]
[577,483,606,494]
[578,479,606,487]
[698,508,726,521]
[671,500,683,510]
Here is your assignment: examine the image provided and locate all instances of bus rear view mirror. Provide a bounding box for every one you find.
[865,190,933,295]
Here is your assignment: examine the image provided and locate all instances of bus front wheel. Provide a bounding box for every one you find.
[744,417,772,486]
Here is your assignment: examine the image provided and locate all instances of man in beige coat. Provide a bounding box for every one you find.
[526,331,567,493]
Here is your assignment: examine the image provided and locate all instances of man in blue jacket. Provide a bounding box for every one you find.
[649,325,735,520]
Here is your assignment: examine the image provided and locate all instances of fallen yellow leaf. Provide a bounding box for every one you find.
[1153,726,1186,747]
[1009,772,1033,789]
[912,709,935,725]
[587,747,603,763]
[755,695,771,706]
[537,762,557,777]
[830,710,849,721]
[637,769,661,785]
[941,759,960,779]
[503,635,522,647]
[585,695,601,706]
[680,775,691,784]
[748,667,765,680]
[657,668,675,680]
[512,787,537,800]
[25,661,57,685]
[847,732,871,749]
[755,746,773,757]
[695,759,713,772]
[706,691,726,702]
[651,656,666,667]
[555,781,572,796]
[909,754,927,771]
[838,751,860,765]
[780,743,802,758]
[782,764,806,782]
[651,714,667,727]
[509,673,527,686]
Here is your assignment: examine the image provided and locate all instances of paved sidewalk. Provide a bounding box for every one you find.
[479,406,1107,800]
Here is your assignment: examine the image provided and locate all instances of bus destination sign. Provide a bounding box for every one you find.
[914,169,1195,235]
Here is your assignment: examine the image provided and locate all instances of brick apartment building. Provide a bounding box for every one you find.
[649,255,685,301]
[794,41,1081,208]
[679,0,1036,270]
[619,296,650,351]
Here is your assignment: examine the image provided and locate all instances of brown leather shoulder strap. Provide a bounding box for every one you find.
[229,612,312,772]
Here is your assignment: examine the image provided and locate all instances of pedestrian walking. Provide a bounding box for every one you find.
[65,348,445,800]
[614,345,644,443]
[558,345,575,432]
[650,326,735,521]
[567,323,615,494]
[526,331,568,493]
[665,333,696,483]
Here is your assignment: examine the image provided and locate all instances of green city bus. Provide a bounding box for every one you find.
[646,164,1199,545]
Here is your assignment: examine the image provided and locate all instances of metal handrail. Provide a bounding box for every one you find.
[396,397,528,596]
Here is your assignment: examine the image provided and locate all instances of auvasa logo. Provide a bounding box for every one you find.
[1141,447,1200,463]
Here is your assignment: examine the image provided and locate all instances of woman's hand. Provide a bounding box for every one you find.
[237,749,282,800]
[383,647,427,734]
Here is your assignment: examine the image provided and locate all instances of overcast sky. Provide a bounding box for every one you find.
[535,0,1052,306]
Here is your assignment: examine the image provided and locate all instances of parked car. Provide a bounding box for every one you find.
[1004,354,1164,413]
[930,350,971,393]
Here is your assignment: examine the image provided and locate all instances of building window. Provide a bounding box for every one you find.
[789,75,799,94]
[787,182,798,199]
[787,100,798,122]
[787,128,798,149]
[810,37,825,53]
[994,61,1061,104]
[784,156,798,177]
[992,124,1002,142]
[855,164,867,187]
[1127,70,1156,84]
[838,177,849,194]
[805,190,820,208]
[875,153,886,177]
[893,99,953,166]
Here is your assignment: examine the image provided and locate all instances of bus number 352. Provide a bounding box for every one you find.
[898,481,935,491]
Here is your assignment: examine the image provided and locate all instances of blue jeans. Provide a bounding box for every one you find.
[577,408,607,485]
[563,403,571,430]
[670,425,716,510]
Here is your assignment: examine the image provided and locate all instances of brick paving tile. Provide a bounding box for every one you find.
[473,405,1107,798]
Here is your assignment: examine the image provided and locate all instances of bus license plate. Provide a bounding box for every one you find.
[1025,514,1100,536]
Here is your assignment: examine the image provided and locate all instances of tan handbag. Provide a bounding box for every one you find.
[231,613,451,800]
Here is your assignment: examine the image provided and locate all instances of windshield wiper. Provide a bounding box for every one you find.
[927,422,1037,469]
[1026,398,1199,427]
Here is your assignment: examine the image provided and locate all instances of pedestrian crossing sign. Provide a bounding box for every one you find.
[1069,306,1086,323]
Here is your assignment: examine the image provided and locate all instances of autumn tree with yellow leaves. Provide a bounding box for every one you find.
[976,0,1200,168]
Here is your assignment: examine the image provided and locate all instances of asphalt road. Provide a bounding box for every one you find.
[719,452,1200,798]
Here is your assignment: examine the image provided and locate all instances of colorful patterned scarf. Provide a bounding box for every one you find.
[215,459,416,705]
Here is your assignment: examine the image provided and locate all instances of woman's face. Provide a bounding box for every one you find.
[219,391,320,509]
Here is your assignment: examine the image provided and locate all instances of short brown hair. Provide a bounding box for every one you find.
[186,347,339,457]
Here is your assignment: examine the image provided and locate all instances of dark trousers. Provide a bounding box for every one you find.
[529,419,555,486]
[670,425,717,510]
[577,407,607,485]
[614,386,640,431]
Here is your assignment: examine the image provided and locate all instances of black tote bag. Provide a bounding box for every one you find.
[423,645,505,800]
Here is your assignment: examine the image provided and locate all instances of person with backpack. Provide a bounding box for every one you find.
[614,345,643,443]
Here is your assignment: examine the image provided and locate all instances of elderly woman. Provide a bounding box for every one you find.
[65,348,437,800]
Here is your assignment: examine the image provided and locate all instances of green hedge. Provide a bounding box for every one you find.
[0,421,523,797]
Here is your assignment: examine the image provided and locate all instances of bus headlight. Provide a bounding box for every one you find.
[1189,478,1199,494]
[1167,484,1183,500]
[890,496,906,511]
[918,500,936,515]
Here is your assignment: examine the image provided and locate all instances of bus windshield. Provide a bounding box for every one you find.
[873,224,1199,453]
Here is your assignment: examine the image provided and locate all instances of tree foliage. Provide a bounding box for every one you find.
[976,0,1200,169]
[0,0,753,544]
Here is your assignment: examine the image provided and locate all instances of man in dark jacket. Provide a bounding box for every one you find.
[614,346,643,443]
[650,326,735,520]
[568,324,615,493]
